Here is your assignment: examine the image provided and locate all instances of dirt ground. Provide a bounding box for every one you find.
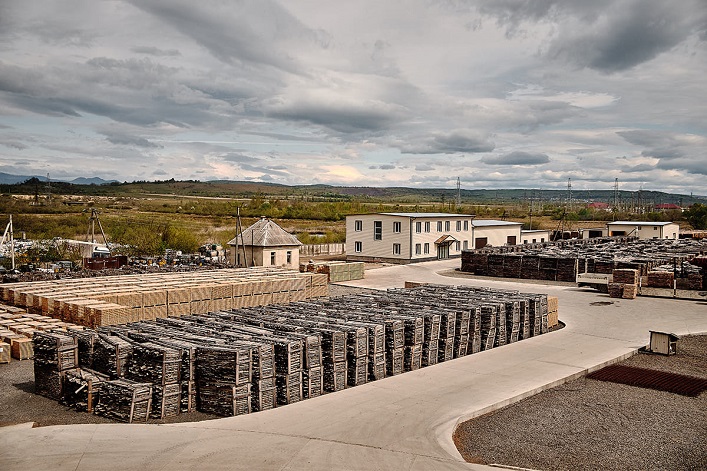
[453,335,707,471]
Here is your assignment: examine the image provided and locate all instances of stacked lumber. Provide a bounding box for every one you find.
[610,269,639,300]
[647,271,674,288]
[33,331,78,400]
[613,269,639,284]
[608,283,624,298]
[94,379,152,423]
[453,309,470,358]
[92,334,134,378]
[61,368,109,412]
[0,341,9,363]
[302,261,365,283]
[547,296,559,328]
[1,268,328,327]
[195,345,253,416]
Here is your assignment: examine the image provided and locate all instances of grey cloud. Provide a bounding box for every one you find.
[477,0,707,72]
[378,164,395,170]
[131,46,181,57]
[415,164,435,171]
[266,101,400,133]
[399,131,495,154]
[222,153,262,164]
[153,169,168,176]
[481,151,550,165]
[102,132,161,148]
[620,163,656,173]
[240,163,289,177]
[1,141,28,150]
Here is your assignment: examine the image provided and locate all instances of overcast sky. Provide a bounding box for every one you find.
[1,1,706,194]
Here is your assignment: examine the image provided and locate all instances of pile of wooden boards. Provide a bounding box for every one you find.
[609,269,639,299]
[547,296,559,328]
[461,238,706,285]
[301,261,365,283]
[33,331,78,401]
[1,268,328,328]
[31,285,553,423]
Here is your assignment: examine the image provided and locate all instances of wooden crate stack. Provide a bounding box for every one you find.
[611,269,639,299]
[61,368,109,413]
[196,345,253,416]
[94,379,152,423]
[547,296,559,328]
[33,331,78,400]
[647,271,674,288]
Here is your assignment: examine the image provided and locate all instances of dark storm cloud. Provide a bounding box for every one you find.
[102,132,162,148]
[617,129,706,175]
[131,46,181,57]
[481,151,550,165]
[128,0,324,74]
[476,0,707,72]
[399,131,495,154]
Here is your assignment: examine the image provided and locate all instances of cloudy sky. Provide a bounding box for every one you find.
[1,1,706,193]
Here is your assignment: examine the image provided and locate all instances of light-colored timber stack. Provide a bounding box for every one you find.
[1,268,328,328]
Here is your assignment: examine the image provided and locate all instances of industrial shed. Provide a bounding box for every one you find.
[472,220,523,249]
[228,217,302,268]
[607,221,679,240]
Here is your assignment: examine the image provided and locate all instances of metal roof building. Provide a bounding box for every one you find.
[228,217,302,268]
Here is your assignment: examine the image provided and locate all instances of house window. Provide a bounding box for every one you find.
[654,226,658,230]
[354,220,363,231]
[456,221,461,231]
[415,221,421,233]
[354,241,362,253]
[424,221,430,232]
[286,251,292,264]
[532,239,537,243]
[540,238,545,242]
[463,240,468,250]
[637,226,641,230]
[270,252,276,265]
[445,221,451,231]
[437,221,442,231]
[464,220,468,231]
[455,241,460,251]
[374,221,382,240]
[393,243,401,255]
[424,243,430,254]
[415,243,421,255]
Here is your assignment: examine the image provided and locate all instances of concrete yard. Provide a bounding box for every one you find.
[1,259,706,470]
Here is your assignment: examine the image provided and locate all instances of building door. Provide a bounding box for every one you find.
[475,237,488,249]
[437,244,449,259]
[507,236,517,245]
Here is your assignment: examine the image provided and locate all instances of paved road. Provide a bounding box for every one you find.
[1,260,705,470]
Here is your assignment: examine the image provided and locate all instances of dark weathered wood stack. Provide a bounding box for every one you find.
[608,282,624,298]
[33,331,78,400]
[503,254,523,278]
[30,285,555,423]
[487,254,505,278]
[196,345,253,416]
[539,256,557,281]
[520,255,540,279]
[92,333,133,378]
[61,368,108,412]
[611,269,639,300]
[613,269,639,284]
[556,257,578,282]
[647,271,674,288]
[94,378,152,423]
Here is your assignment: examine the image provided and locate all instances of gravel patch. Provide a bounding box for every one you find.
[453,335,707,471]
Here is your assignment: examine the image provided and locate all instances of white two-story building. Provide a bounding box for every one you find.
[606,221,679,240]
[345,213,522,263]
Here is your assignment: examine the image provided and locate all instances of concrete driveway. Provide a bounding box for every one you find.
[1,259,705,470]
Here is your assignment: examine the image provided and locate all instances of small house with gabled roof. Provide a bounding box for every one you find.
[228,217,302,268]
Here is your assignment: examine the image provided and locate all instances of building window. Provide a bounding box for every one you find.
[540,238,545,242]
[354,220,363,231]
[354,241,362,253]
[415,221,421,233]
[374,221,382,240]
[270,252,276,265]
[456,221,461,231]
[437,221,442,231]
[415,243,421,255]
[463,240,468,250]
[532,239,537,243]
[654,226,658,230]
[424,221,430,232]
[464,220,468,231]
[455,241,461,251]
[393,243,401,255]
[424,243,430,254]
[637,226,641,230]
[445,221,451,231]
[286,251,292,264]
[394,221,402,233]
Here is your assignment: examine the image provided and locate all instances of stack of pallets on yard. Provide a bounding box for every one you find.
[547,296,559,328]
[195,344,253,416]
[94,379,152,423]
[92,333,134,378]
[125,342,182,419]
[611,269,639,299]
[33,331,78,400]
[61,368,109,413]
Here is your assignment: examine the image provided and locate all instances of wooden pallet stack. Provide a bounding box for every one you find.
[92,333,134,378]
[503,254,523,279]
[61,368,109,413]
[547,296,559,328]
[33,331,78,400]
[611,269,639,299]
[487,254,505,278]
[94,379,152,423]
[479,305,497,351]
[647,271,674,288]
[195,345,253,416]
[124,342,182,419]
[453,308,471,358]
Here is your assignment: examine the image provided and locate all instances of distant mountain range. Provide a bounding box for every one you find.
[0,172,117,185]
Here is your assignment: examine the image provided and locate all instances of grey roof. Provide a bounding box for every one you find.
[473,219,523,227]
[607,221,674,226]
[346,212,472,219]
[228,218,302,247]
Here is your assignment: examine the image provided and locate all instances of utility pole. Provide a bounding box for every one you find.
[456,177,461,207]
[567,178,573,212]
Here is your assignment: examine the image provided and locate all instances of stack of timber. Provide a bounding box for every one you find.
[647,271,674,288]
[61,368,109,412]
[610,269,639,299]
[30,285,553,423]
[301,261,365,283]
[94,378,152,423]
[547,296,559,328]
[0,268,329,328]
[33,331,78,400]
[461,238,706,285]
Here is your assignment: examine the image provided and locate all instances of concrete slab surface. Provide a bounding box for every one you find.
[1,259,704,470]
